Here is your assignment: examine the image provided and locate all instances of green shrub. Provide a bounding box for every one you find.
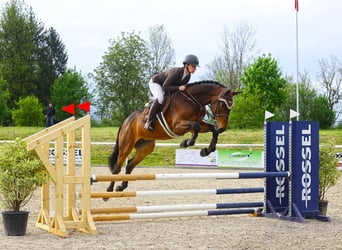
[12,96,45,126]
[0,138,49,211]
[319,140,341,200]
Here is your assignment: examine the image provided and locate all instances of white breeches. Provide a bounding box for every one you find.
[149,80,164,104]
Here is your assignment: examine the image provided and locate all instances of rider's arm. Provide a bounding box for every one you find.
[162,67,187,93]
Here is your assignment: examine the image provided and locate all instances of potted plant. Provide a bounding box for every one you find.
[318,140,341,215]
[0,138,49,236]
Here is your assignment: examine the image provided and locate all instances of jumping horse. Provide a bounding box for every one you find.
[106,80,240,193]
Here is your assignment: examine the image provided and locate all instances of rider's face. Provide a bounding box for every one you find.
[187,64,197,74]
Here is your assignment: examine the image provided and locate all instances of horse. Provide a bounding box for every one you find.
[106,80,240,193]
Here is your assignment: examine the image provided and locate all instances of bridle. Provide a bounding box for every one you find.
[210,89,234,118]
[180,88,234,122]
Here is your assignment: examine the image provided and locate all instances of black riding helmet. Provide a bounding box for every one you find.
[183,54,199,67]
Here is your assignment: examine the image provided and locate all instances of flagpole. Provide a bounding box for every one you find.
[295,0,299,121]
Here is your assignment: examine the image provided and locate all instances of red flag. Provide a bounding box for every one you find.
[295,0,299,12]
[62,103,75,115]
[77,101,91,113]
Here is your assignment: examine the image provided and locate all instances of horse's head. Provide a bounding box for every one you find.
[210,89,241,133]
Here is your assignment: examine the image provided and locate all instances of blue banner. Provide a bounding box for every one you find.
[291,121,320,217]
[265,122,289,212]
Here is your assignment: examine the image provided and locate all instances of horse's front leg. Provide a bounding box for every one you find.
[200,130,218,156]
[180,122,201,147]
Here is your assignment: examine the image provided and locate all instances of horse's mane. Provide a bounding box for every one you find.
[187,80,226,88]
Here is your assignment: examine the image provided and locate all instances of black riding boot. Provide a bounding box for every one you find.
[144,100,161,131]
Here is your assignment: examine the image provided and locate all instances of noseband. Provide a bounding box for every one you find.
[211,90,234,118]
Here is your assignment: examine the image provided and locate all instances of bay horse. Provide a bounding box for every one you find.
[106,80,240,193]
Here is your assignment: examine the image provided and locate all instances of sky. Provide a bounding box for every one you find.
[11,0,342,83]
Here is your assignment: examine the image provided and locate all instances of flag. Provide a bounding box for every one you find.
[264,110,275,120]
[290,109,300,119]
[295,0,299,12]
[77,101,91,113]
[62,103,75,116]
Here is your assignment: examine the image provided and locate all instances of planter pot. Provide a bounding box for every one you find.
[319,200,329,216]
[2,211,29,236]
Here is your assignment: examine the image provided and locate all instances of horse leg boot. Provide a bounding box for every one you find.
[144,100,161,131]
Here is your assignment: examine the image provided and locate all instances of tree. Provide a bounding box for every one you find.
[92,31,150,125]
[229,54,287,128]
[317,55,342,123]
[280,72,335,128]
[0,0,68,110]
[242,54,287,110]
[51,69,91,121]
[0,0,39,108]
[146,24,176,76]
[0,76,10,125]
[228,93,264,128]
[11,95,44,126]
[311,96,335,129]
[36,27,68,105]
[206,23,257,89]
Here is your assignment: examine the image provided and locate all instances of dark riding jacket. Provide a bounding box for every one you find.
[151,67,191,93]
[44,106,55,117]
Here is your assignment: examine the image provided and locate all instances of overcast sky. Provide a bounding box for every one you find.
[17,0,342,82]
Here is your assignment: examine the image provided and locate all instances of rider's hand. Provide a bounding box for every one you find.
[179,85,186,91]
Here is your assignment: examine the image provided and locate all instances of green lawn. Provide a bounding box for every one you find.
[0,126,341,166]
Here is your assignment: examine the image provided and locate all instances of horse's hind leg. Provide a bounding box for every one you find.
[116,139,155,191]
[106,142,134,193]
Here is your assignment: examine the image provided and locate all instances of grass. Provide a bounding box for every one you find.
[0,126,341,166]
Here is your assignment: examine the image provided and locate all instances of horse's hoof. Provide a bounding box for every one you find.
[103,197,109,202]
[115,186,123,192]
[200,148,209,157]
[180,140,188,147]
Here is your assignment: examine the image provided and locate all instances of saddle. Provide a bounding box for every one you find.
[143,93,176,118]
[142,93,180,137]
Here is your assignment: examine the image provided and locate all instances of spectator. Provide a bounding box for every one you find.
[44,102,55,127]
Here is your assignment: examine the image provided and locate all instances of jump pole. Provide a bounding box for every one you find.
[91,172,290,183]
[92,209,262,221]
[88,201,265,214]
[83,187,264,199]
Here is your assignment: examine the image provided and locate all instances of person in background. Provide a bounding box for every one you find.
[44,102,55,127]
[144,54,199,131]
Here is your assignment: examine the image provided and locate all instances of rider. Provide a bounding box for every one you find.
[144,54,199,131]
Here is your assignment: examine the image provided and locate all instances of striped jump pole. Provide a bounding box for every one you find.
[91,171,290,183]
[89,202,264,214]
[92,208,262,221]
[85,187,264,199]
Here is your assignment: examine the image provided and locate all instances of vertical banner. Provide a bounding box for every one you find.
[291,121,320,216]
[265,122,289,212]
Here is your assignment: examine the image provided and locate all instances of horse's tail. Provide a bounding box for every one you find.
[108,125,122,173]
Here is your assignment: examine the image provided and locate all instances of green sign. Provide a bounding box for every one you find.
[218,149,263,168]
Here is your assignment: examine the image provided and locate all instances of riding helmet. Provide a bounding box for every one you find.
[183,54,199,67]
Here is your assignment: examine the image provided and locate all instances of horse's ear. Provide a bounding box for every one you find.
[232,91,242,96]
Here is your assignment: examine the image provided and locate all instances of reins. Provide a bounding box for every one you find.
[179,91,205,113]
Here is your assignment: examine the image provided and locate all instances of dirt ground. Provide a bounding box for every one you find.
[1,166,342,250]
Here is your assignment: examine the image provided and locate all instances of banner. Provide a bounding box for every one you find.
[265,122,290,212]
[217,149,263,168]
[49,148,82,165]
[291,121,319,216]
[175,149,218,167]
